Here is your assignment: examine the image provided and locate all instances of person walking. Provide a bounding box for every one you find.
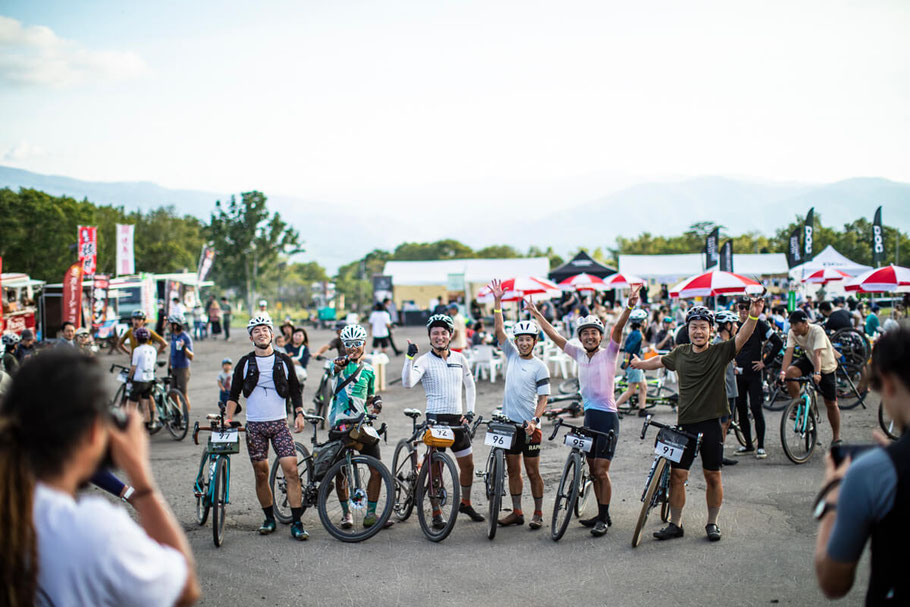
[220,296,232,341]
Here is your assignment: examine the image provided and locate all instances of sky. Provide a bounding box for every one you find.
[2,1,909,222]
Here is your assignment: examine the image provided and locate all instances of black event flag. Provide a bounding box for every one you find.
[872,206,884,267]
[705,227,720,269]
[719,240,733,272]
[787,227,802,268]
[803,207,815,260]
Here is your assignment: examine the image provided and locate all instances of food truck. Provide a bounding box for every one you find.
[1,272,45,337]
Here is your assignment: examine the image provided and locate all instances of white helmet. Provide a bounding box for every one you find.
[629,308,648,322]
[715,310,739,326]
[258,299,268,307]
[576,315,605,335]
[247,315,273,334]
[340,324,368,343]
[513,320,540,338]
[2,332,20,346]
[167,313,186,325]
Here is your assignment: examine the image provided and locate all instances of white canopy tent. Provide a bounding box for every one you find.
[619,253,788,283]
[383,257,550,286]
[788,245,872,279]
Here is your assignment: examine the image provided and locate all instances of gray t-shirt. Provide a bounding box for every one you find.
[501,338,551,423]
[827,448,897,562]
[714,336,738,399]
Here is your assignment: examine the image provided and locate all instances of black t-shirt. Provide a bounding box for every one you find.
[825,309,853,332]
[735,319,771,374]
[675,324,690,345]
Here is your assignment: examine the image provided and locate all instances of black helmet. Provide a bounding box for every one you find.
[686,306,714,325]
[426,314,455,334]
[131,309,147,320]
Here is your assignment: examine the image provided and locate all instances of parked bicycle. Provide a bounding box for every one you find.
[110,361,188,440]
[268,411,394,542]
[780,376,821,464]
[544,392,584,420]
[631,415,702,547]
[879,401,903,441]
[475,415,528,540]
[309,357,335,427]
[547,417,614,542]
[192,402,245,547]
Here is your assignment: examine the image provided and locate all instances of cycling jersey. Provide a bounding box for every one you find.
[563,339,620,413]
[500,338,550,423]
[329,360,376,427]
[131,344,157,382]
[230,353,299,422]
[402,350,475,415]
[122,327,166,351]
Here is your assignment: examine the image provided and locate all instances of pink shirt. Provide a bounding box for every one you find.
[563,339,620,412]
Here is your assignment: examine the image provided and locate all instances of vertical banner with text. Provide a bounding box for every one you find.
[78,225,98,276]
[719,240,734,272]
[787,227,803,268]
[62,262,84,328]
[872,206,884,267]
[92,274,110,331]
[196,246,215,285]
[704,227,720,270]
[116,224,135,276]
[803,207,815,261]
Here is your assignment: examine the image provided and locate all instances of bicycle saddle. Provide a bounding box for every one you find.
[403,408,422,419]
[304,413,324,424]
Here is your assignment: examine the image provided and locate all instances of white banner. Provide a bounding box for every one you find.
[116,224,135,276]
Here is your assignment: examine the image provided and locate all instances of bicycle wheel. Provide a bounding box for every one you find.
[110,383,126,409]
[558,377,579,394]
[269,442,312,524]
[195,451,212,525]
[632,458,667,547]
[574,467,594,519]
[730,404,747,447]
[211,456,228,547]
[780,396,818,464]
[836,364,868,410]
[659,464,671,522]
[415,451,460,542]
[391,439,417,521]
[164,389,189,440]
[147,392,164,435]
[879,401,903,441]
[550,452,581,542]
[487,449,504,540]
[762,381,789,411]
[317,453,394,542]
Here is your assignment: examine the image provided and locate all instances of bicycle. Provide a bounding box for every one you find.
[268,411,394,542]
[474,415,529,540]
[547,417,615,542]
[544,392,584,420]
[109,363,132,408]
[779,377,821,464]
[309,358,334,427]
[192,402,245,547]
[631,415,702,547]
[879,401,903,441]
[148,368,190,440]
[389,410,470,542]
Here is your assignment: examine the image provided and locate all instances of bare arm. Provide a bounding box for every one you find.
[489,279,508,344]
[630,354,665,371]
[780,345,795,377]
[611,285,641,345]
[814,456,857,599]
[525,299,567,350]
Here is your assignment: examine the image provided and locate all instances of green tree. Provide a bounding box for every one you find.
[392,239,475,260]
[474,244,521,258]
[207,191,301,314]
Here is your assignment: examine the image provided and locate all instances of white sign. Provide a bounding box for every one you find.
[116,224,135,276]
[655,440,685,463]
[116,371,128,384]
[484,431,514,449]
[211,430,240,444]
[563,433,593,453]
[428,427,454,442]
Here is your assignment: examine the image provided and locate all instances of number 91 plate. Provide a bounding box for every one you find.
[655,440,685,463]
[563,433,593,453]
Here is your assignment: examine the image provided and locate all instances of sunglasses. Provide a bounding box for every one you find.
[343,340,365,348]
[736,305,750,310]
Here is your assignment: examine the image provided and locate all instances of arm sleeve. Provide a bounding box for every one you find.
[463,356,476,414]
[499,337,517,360]
[401,355,425,388]
[301,346,311,368]
[662,346,679,371]
[827,450,897,562]
[228,358,245,402]
[536,363,551,396]
[764,327,784,364]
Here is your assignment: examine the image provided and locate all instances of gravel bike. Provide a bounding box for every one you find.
[111,361,188,440]
[547,417,614,541]
[192,402,245,547]
[780,377,821,464]
[475,415,528,540]
[879,401,903,440]
[308,357,335,427]
[631,415,702,547]
[544,392,583,420]
[269,412,394,542]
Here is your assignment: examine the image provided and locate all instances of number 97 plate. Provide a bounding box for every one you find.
[212,430,239,444]
[655,439,686,463]
[563,433,593,453]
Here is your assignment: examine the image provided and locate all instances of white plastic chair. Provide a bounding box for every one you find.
[473,345,503,383]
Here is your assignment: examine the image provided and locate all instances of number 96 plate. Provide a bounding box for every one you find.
[485,431,513,449]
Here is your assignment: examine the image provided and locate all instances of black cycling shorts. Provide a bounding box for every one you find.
[672,417,723,472]
[372,337,390,349]
[505,426,542,458]
[129,381,153,401]
[426,413,472,456]
[793,357,837,402]
[583,409,619,460]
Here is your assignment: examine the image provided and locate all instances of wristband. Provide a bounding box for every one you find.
[493,309,502,314]
[627,305,634,310]
[122,486,135,502]
[406,355,414,360]
[748,315,759,321]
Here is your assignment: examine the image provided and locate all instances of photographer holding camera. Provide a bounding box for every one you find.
[0,350,199,607]
[814,327,909,604]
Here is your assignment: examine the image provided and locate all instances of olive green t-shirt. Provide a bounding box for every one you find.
[662,339,737,424]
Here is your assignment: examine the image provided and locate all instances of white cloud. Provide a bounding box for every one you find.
[2,140,44,162]
[0,16,146,86]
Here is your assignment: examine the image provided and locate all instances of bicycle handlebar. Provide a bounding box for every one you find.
[109,363,129,373]
[547,417,616,449]
[193,421,244,445]
[639,415,702,454]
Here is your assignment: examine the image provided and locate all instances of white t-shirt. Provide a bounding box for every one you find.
[368,310,391,338]
[33,483,187,607]
[131,344,157,382]
[500,339,550,422]
[243,353,291,422]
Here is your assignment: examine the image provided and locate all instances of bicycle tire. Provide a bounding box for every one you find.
[212,456,228,547]
[110,383,126,409]
[730,405,747,448]
[836,364,868,410]
[550,452,581,542]
[558,377,579,394]
[487,449,504,540]
[269,442,312,524]
[879,401,903,441]
[164,389,189,440]
[195,451,212,525]
[780,396,818,464]
[317,454,394,542]
[574,469,593,518]
[632,458,667,547]
[391,439,417,521]
[415,451,460,542]
[147,392,165,435]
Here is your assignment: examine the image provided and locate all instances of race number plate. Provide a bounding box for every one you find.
[654,439,685,463]
[484,431,514,449]
[563,433,593,453]
[117,372,128,383]
[211,430,240,444]
[428,427,454,442]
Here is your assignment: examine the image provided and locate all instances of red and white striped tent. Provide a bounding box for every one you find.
[602,272,645,290]
[558,273,609,292]
[477,276,562,302]
[801,268,853,284]
[844,265,910,293]
[670,271,760,298]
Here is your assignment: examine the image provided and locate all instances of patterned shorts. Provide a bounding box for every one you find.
[245,420,297,462]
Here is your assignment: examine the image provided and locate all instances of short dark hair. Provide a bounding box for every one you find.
[789,310,809,324]
[818,301,833,313]
[61,321,75,330]
[870,327,910,393]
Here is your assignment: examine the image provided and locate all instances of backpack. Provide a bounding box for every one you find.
[312,440,344,481]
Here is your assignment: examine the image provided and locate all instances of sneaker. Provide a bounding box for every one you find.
[590,520,608,537]
[722,457,738,466]
[755,448,768,459]
[579,516,598,528]
[340,513,353,529]
[637,408,649,418]
[653,523,684,540]
[363,512,377,528]
[705,523,721,542]
[498,512,524,526]
[459,503,485,522]
[733,446,755,456]
[431,514,448,529]
[528,514,543,530]
[258,519,276,535]
[290,522,309,541]
[831,439,844,448]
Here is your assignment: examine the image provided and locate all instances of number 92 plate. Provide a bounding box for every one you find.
[563,433,593,453]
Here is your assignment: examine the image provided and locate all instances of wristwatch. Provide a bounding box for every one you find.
[295,408,304,417]
[813,500,837,520]
[532,417,541,425]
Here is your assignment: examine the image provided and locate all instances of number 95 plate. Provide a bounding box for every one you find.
[563,433,593,453]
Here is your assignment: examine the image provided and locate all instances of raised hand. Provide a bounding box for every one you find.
[406,339,418,358]
[627,284,642,308]
[489,278,504,300]
[523,298,539,316]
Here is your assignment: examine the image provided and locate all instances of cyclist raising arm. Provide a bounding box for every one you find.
[632,297,763,542]
[526,285,640,537]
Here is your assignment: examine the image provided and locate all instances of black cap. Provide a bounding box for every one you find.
[735,295,750,306]
[789,310,809,324]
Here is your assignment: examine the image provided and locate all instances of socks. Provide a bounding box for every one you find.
[461,485,471,505]
[367,500,377,515]
[670,507,683,526]
[533,496,543,514]
[291,506,303,523]
[262,505,275,521]
[598,503,610,523]
[707,506,720,525]
[511,494,522,512]
[341,501,350,515]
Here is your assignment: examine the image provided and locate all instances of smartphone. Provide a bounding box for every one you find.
[831,443,878,466]
[744,284,767,298]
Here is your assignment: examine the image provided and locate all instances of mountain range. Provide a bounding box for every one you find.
[2,164,908,273]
